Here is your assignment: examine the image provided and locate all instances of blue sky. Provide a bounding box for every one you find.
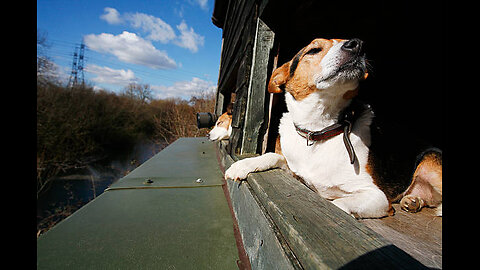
[37,0,222,100]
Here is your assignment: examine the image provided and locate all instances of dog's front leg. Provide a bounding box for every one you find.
[331,188,391,219]
[225,153,287,181]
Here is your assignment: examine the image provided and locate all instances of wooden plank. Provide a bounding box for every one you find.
[241,18,275,154]
[228,154,428,269]
[215,90,225,116]
[214,37,225,116]
[261,42,280,154]
[360,204,442,269]
[218,0,257,92]
[215,141,301,270]
[229,41,253,155]
[222,0,253,71]
[217,0,243,90]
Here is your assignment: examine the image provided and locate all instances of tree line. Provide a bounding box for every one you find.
[37,32,215,196]
[37,80,215,197]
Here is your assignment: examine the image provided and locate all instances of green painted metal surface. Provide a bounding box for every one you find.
[37,138,240,269]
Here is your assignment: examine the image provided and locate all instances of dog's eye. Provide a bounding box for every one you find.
[217,121,223,125]
[305,47,322,55]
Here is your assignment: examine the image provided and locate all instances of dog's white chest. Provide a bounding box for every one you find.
[279,113,373,199]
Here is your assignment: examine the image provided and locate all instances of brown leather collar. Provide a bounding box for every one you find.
[293,100,368,164]
[295,123,345,145]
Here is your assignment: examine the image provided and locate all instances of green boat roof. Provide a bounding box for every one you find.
[37,137,241,269]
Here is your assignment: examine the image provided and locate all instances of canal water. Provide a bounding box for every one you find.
[37,140,167,235]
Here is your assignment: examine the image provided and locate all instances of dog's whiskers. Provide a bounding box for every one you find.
[365,58,375,76]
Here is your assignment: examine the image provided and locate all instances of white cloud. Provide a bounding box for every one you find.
[194,0,208,10]
[125,12,176,43]
[173,20,205,53]
[151,77,216,99]
[97,8,205,53]
[85,64,138,86]
[100,7,123,24]
[84,31,177,69]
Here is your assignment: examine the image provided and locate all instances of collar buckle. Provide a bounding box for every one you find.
[306,131,314,146]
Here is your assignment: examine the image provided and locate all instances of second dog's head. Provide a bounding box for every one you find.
[207,104,233,141]
[268,38,368,100]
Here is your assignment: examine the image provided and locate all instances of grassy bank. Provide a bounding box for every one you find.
[37,81,215,197]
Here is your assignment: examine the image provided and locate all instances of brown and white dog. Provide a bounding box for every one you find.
[225,38,442,218]
[207,104,233,141]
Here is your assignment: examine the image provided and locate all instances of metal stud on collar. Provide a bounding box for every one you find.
[306,131,314,146]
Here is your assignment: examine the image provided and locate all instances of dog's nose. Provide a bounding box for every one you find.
[341,38,363,54]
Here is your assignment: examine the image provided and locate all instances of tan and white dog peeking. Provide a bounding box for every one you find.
[207,104,233,141]
[225,38,442,219]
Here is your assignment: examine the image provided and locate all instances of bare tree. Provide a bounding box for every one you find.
[37,29,58,85]
[122,83,152,103]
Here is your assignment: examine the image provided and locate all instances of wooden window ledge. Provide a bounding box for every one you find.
[215,141,430,270]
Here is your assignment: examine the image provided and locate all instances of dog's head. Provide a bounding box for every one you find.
[268,38,368,100]
[207,104,233,141]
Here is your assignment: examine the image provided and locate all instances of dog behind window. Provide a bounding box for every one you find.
[208,103,233,141]
[225,38,442,218]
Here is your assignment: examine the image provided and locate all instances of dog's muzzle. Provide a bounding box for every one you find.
[334,38,367,81]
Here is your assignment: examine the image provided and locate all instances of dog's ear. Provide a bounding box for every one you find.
[268,62,290,93]
[226,103,233,115]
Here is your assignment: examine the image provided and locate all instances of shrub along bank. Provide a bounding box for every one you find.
[37,81,215,197]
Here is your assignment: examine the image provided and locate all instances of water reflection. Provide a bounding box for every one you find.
[37,140,167,236]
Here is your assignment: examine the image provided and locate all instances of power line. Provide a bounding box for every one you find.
[46,37,218,89]
[48,37,208,78]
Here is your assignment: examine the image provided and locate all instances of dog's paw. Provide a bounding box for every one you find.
[400,195,425,213]
[225,159,255,181]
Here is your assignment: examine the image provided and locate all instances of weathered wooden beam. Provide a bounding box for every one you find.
[215,141,302,270]
[218,0,257,92]
[241,18,275,155]
[215,88,225,116]
[229,39,254,155]
[214,37,225,116]
[218,145,428,269]
[245,169,427,269]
